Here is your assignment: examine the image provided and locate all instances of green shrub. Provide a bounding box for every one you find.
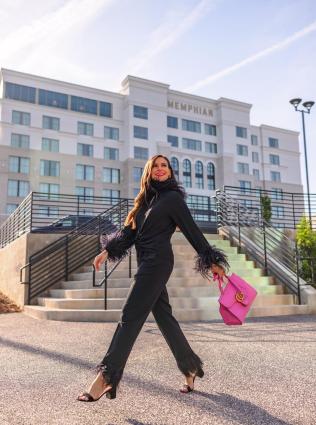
[296,217,316,284]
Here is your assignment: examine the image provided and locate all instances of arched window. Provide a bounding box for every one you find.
[207,162,215,190]
[195,161,204,189]
[171,157,179,179]
[183,159,192,188]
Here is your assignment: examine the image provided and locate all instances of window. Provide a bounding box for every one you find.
[134,126,148,140]
[71,96,97,114]
[7,179,29,197]
[38,89,68,109]
[237,144,248,156]
[252,152,259,163]
[171,157,179,179]
[251,135,258,145]
[103,189,120,204]
[207,162,215,190]
[43,115,60,131]
[9,156,30,174]
[134,146,148,160]
[37,206,59,217]
[253,169,260,180]
[187,195,214,222]
[5,82,36,103]
[167,135,178,147]
[237,162,249,175]
[77,143,94,157]
[133,167,143,183]
[205,142,217,154]
[11,133,30,149]
[103,167,120,183]
[40,160,60,177]
[6,204,18,215]
[99,101,112,118]
[272,206,285,219]
[182,138,202,151]
[236,126,247,138]
[271,171,281,182]
[75,186,94,203]
[78,122,93,136]
[195,161,204,189]
[76,164,95,181]
[182,119,201,133]
[183,159,192,188]
[205,124,216,136]
[104,147,119,160]
[42,138,59,152]
[271,188,283,200]
[104,126,119,140]
[270,154,280,165]
[239,180,251,194]
[133,188,140,198]
[167,116,178,129]
[39,183,60,199]
[12,111,30,126]
[133,105,148,119]
[269,137,279,148]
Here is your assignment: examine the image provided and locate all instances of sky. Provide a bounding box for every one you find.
[0,0,316,192]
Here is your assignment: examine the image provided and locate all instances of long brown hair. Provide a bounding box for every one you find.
[124,155,177,229]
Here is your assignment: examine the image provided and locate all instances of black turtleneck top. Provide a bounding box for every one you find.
[101,178,228,277]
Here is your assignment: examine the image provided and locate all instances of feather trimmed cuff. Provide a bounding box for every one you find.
[100,227,133,262]
[194,244,230,278]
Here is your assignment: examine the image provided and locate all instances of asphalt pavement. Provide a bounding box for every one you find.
[0,313,315,425]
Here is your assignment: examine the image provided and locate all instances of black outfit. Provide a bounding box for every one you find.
[97,178,228,391]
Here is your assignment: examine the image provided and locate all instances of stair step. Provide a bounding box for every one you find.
[23,302,311,322]
[37,293,296,310]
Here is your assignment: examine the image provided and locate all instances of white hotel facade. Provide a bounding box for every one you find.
[0,68,303,220]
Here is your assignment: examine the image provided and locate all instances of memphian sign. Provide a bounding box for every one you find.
[167,100,213,116]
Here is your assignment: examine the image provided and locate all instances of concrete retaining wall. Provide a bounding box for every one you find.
[0,233,62,307]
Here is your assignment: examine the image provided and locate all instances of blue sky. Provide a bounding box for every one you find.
[1,0,316,191]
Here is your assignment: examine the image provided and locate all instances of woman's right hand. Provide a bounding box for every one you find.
[93,250,108,272]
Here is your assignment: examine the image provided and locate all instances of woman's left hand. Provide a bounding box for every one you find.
[211,264,225,278]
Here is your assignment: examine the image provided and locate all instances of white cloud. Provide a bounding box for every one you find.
[184,20,316,92]
[128,0,218,75]
[0,0,114,65]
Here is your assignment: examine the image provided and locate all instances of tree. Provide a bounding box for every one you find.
[296,216,316,284]
[260,195,272,223]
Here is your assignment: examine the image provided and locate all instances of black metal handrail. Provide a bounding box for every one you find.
[224,185,316,230]
[92,249,133,310]
[215,190,310,304]
[1,191,219,249]
[20,199,133,304]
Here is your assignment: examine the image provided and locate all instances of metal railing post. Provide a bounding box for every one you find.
[65,236,69,281]
[30,192,34,231]
[104,261,108,310]
[28,263,32,305]
[295,243,301,305]
[262,222,268,274]
[237,203,241,250]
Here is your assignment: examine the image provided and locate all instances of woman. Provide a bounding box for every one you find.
[77,155,229,402]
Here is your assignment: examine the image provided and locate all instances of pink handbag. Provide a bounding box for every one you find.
[212,273,258,325]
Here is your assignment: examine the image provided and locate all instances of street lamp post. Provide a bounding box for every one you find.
[289,98,314,228]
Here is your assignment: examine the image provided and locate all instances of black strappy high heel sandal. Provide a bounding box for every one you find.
[179,368,204,393]
[77,366,119,402]
[77,384,116,402]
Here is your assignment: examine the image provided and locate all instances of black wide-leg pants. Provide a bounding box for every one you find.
[97,245,203,387]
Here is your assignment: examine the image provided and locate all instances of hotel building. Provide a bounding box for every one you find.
[0,68,303,222]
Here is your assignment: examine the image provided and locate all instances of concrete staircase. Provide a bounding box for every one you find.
[23,232,312,321]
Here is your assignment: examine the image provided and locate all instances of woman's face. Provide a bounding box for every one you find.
[151,157,171,181]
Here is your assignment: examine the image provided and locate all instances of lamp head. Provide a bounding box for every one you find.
[302,101,314,113]
[289,98,302,110]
